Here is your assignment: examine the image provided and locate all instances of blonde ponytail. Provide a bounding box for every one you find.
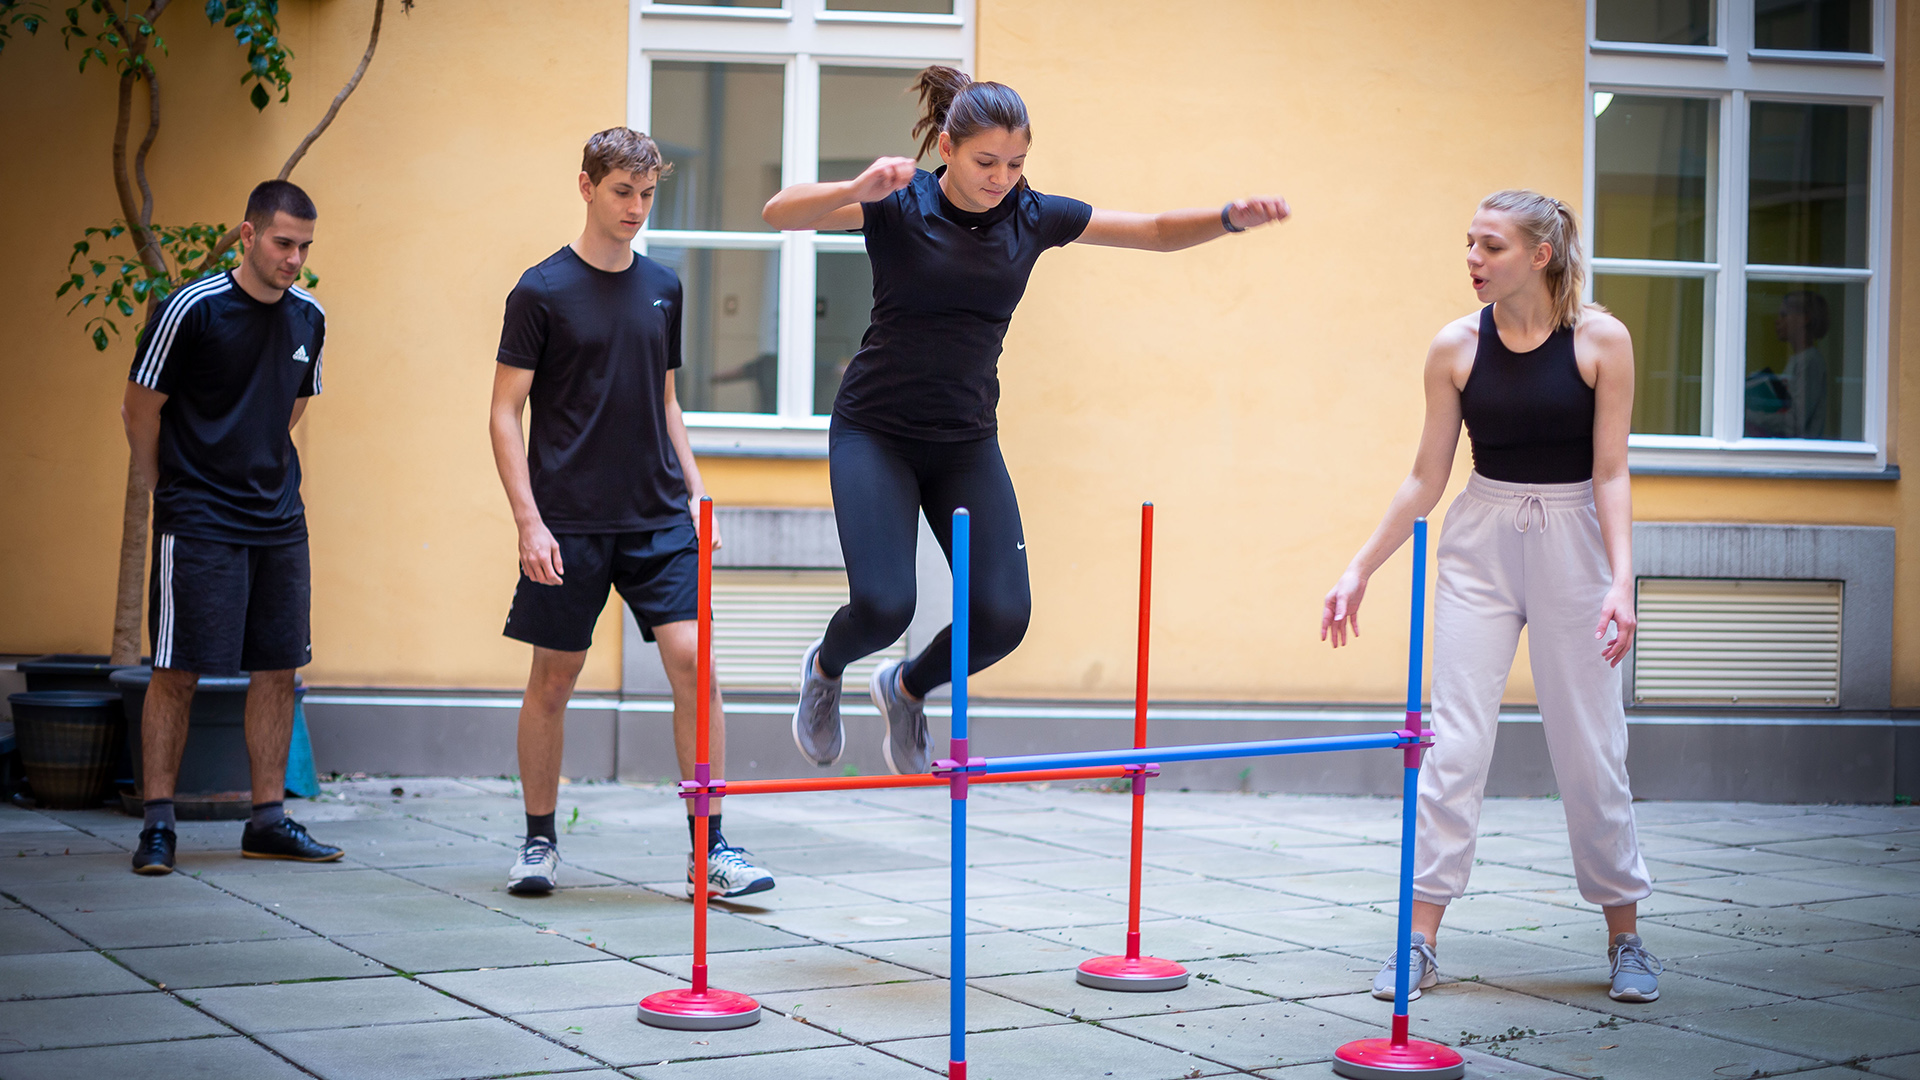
[1478,189,1599,329]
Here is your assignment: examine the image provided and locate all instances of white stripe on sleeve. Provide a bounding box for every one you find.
[136,275,232,389]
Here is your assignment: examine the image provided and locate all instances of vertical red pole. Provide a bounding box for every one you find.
[691,496,713,994]
[1124,503,1153,960]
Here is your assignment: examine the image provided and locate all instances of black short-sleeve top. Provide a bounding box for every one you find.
[833,168,1092,440]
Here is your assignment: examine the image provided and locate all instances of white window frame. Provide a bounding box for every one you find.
[1585,0,1896,477]
[629,0,972,457]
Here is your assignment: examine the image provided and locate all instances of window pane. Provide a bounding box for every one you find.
[1594,95,1716,262]
[814,251,873,414]
[1743,279,1865,440]
[1595,273,1709,435]
[819,66,937,182]
[825,0,953,12]
[1596,0,1714,45]
[1748,102,1871,269]
[1753,0,1871,52]
[650,246,782,414]
[651,62,784,233]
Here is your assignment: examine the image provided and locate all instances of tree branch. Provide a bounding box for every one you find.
[198,0,385,272]
[133,58,158,228]
[105,0,169,274]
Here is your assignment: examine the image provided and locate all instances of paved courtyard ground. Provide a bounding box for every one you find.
[0,778,1916,1079]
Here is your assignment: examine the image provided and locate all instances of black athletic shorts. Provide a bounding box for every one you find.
[148,532,312,675]
[503,525,699,652]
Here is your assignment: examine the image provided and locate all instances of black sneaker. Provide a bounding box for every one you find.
[131,826,176,875]
[241,818,344,862]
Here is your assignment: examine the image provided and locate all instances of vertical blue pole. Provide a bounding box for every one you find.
[1391,518,1428,1038]
[948,509,970,1078]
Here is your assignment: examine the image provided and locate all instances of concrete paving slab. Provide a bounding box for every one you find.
[1865,1052,1920,1079]
[1421,933,1595,980]
[270,894,523,936]
[1651,904,1903,947]
[1484,967,1794,1021]
[1661,845,1856,876]
[1145,846,1328,878]
[113,935,389,987]
[0,949,156,999]
[989,858,1189,892]
[424,958,681,1014]
[1035,917,1297,962]
[1670,945,1920,997]
[0,991,227,1050]
[0,851,157,884]
[0,909,87,954]
[1183,825,1382,851]
[335,925,612,973]
[923,891,1134,931]
[490,884,688,922]
[1409,894,1590,935]
[884,1018,1236,1079]
[555,911,812,957]
[1501,919,1765,960]
[0,1035,312,1080]
[517,1003,847,1066]
[1644,820,1845,847]
[569,854,691,882]
[1660,874,1878,907]
[1803,894,1920,932]
[1306,982,1612,1041]
[185,974,483,1032]
[1104,1000,1385,1071]
[0,829,125,856]
[973,967,1269,1020]
[1254,870,1403,906]
[737,901,991,944]
[1208,905,1402,951]
[386,860,620,894]
[1772,862,1920,895]
[624,1043,938,1079]
[705,875,885,913]
[1673,996,1920,1060]
[260,1015,598,1080]
[756,980,1059,1041]
[1822,985,1920,1022]
[1489,1018,1820,1079]
[1831,935,1920,970]
[638,944,931,994]
[1202,948,1373,1001]
[208,866,439,904]
[40,897,306,948]
[1138,879,1329,918]
[840,929,1102,979]
[339,837,516,869]
[755,843,946,876]
[7,873,226,912]
[822,866,1036,903]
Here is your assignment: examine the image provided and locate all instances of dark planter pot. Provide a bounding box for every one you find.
[22,653,144,797]
[8,691,123,810]
[111,668,307,821]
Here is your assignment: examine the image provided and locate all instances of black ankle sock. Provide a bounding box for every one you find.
[687,813,723,851]
[527,811,556,843]
[249,801,285,830]
[143,799,175,832]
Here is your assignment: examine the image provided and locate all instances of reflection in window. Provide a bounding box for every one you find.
[1596,274,1709,436]
[825,0,953,12]
[1748,102,1871,268]
[651,246,782,415]
[1753,0,1871,52]
[651,62,785,233]
[1596,0,1715,45]
[1743,280,1864,440]
[819,66,937,183]
[1594,94,1716,261]
[814,252,873,414]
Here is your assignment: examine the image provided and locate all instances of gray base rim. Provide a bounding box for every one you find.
[1075,968,1190,993]
[636,1003,762,1030]
[1331,1059,1465,1080]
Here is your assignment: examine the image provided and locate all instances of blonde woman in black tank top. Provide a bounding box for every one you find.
[1320,191,1664,1006]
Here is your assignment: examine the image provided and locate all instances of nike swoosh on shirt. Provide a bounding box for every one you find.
[1016,542,1026,550]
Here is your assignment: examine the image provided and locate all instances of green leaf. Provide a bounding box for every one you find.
[249,80,267,110]
[91,326,108,351]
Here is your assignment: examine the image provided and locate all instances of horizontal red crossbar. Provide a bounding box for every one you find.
[697,764,1133,798]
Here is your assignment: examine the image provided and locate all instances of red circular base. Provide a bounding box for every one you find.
[636,988,762,1031]
[1076,955,1189,993]
[1332,1037,1465,1080]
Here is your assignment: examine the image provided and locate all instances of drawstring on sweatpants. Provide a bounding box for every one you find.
[1513,493,1548,533]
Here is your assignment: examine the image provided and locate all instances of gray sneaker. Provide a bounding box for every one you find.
[1371,931,1440,1001]
[871,659,929,775]
[1608,933,1662,1002]
[791,638,843,766]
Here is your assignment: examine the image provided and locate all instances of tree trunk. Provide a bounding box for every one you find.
[110,453,148,666]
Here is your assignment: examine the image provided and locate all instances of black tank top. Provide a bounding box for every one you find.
[1459,305,1595,484]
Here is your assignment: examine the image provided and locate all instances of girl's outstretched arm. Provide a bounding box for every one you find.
[1077,196,1290,251]
[763,156,917,232]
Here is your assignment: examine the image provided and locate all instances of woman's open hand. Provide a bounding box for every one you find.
[1321,568,1368,648]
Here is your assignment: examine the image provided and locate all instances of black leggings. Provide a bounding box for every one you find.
[818,417,1030,698]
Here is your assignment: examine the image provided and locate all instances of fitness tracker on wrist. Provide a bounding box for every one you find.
[1221,203,1246,233]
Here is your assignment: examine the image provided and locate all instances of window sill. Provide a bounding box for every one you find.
[1588,40,1729,59]
[815,10,962,26]
[1628,438,1892,479]
[687,414,829,458]
[637,4,791,20]
[1749,48,1884,67]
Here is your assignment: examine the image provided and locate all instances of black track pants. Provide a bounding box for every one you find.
[818,417,1030,698]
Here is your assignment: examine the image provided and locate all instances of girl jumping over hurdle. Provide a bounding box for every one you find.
[766,66,1290,775]
[1321,190,1663,1004]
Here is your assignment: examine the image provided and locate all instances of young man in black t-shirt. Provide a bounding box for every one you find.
[488,128,773,899]
[120,180,345,875]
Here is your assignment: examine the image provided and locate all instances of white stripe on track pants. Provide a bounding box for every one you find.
[1413,471,1653,909]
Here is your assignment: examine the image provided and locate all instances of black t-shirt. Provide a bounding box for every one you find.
[496,247,690,533]
[129,271,324,545]
[834,168,1092,440]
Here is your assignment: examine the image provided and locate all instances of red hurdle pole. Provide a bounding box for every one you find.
[638,497,761,1030]
[1077,503,1188,992]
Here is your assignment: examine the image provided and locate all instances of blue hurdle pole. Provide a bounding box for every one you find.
[948,508,970,1080]
[977,732,1405,774]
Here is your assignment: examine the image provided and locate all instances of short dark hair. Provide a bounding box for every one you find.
[244,179,317,229]
[1782,290,1831,339]
[582,127,671,185]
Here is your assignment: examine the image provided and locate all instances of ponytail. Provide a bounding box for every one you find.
[1478,189,1599,330]
[909,65,1032,163]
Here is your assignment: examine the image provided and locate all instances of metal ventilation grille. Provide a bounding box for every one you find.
[711,570,908,691]
[1633,578,1842,706]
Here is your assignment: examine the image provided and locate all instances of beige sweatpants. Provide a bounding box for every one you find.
[1413,472,1653,909]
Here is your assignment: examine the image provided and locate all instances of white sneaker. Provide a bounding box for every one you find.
[870,659,929,775]
[791,638,845,767]
[507,837,559,895]
[1371,931,1440,1001]
[687,844,775,899]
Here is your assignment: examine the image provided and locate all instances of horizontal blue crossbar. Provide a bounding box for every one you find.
[975,731,1408,773]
